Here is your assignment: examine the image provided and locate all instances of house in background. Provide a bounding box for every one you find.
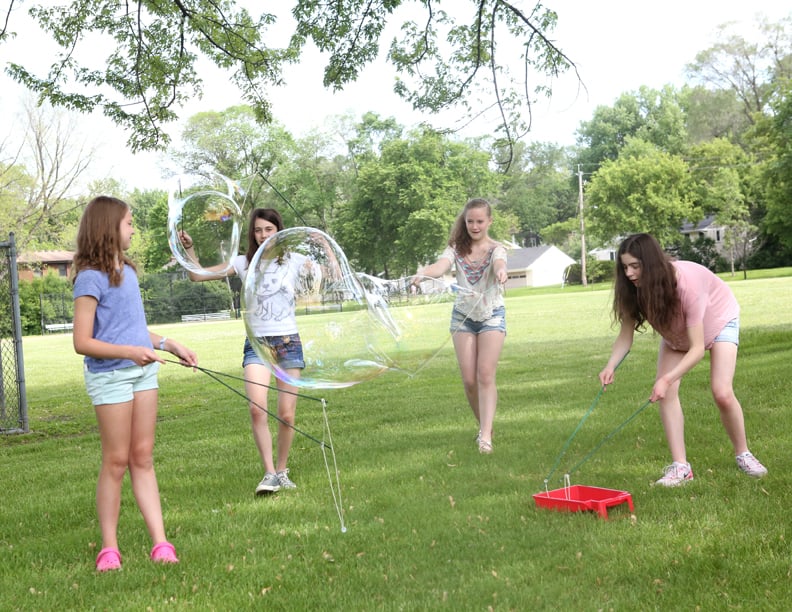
[591,215,730,263]
[680,215,726,254]
[590,245,617,262]
[505,245,576,288]
[16,250,74,282]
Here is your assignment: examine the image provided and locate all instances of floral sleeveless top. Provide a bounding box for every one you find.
[440,244,507,321]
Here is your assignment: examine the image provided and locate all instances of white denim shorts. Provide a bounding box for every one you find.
[713,318,739,346]
[84,362,159,406]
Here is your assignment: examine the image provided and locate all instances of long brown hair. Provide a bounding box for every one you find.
[448,198,492,256]
[612,233,680,333]
[245,208,284,263]
[73,196,136,287]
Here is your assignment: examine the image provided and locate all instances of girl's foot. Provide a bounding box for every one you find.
[150,541,179,564]
[96,547,122,572]
[478,439,493,454]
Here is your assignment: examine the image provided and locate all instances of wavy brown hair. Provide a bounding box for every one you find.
[612,233,680,334]
[72,196,136,287]
[448,198,492,256]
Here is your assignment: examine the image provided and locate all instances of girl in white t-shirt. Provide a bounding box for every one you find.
[180,208,303,494]
[599,233,767,486]
[416,198,508,454]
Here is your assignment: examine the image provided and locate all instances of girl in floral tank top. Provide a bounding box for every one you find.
[415,198,508,455]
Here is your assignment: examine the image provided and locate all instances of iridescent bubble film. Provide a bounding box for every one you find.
[243,227,489,389]
[167,171,244,276]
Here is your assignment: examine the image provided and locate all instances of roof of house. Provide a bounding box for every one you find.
[681,215,718,233]
[17,250,75,265]
[506,245,574,269]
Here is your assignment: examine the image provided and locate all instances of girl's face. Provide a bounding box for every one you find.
[620,252,642,286]
[119,209,134,251]
[253,217,279,246]
[464,206,492,241]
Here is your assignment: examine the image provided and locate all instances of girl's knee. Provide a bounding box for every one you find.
[249,409,269,429]
[712,387,738,410]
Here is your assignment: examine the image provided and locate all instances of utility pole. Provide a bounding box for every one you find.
[578,165,587,287]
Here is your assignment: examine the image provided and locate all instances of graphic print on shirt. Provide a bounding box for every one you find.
[253,262,296,322]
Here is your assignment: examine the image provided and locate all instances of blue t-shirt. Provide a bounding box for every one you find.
[73,265,152,373]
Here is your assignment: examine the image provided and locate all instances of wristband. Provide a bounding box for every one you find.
[159,337,167,351]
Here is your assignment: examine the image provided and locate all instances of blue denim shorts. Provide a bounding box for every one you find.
[243,334,305,369]
[450,305,506,335]
[713,318,739,346]
[84,362,159,406]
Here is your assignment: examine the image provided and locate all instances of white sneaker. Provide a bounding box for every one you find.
[736,451,767,478]
[654,462,694,487]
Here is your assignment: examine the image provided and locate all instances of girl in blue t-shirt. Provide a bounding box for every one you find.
[72,196,197,572]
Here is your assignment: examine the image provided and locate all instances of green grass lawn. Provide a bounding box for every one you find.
[2,276,791,610]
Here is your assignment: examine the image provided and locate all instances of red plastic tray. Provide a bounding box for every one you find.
[533,485,634,520]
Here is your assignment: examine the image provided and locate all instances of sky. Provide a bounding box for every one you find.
[0,1,790,192]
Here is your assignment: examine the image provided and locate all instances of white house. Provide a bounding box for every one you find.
[591,215,729,263]
[680,215,727,254]
[505,245,576,288]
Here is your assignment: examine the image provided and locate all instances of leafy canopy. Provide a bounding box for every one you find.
[1,1,576,165]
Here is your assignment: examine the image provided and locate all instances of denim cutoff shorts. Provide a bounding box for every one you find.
[450,305,506,335]
[243,334,305,369]
[713,318,740,346]
[84,362,159,406]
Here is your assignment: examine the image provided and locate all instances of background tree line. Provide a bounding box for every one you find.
[2,11,792,334]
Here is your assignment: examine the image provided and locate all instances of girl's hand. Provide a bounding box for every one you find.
[165,340,198,368]
[598,368,615,387]
[650,376,671,403]
[178,230,194,249]
[130,346,165,367]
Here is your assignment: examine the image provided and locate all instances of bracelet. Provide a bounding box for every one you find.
[159,337,167,351]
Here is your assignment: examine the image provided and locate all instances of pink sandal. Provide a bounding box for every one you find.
[150,541,179,564]
[95,547,122,572]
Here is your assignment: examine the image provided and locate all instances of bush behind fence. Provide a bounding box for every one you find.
[30,272,240,335]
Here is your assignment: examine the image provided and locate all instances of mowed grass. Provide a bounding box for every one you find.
[2,276,791,610]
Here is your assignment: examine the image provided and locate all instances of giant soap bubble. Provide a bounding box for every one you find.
[243,228,488,389]
[167,171,244,276]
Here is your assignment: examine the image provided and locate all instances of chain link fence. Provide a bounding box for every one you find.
[0,234,28,434]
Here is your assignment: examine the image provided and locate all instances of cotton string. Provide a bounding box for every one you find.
[543,352,630,488]
[166,360,347,531]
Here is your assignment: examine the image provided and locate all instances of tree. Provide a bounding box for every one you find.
[333,126,499,277]
[685,15,792,126]
[498,140,576,246]
[2,1,577,162]
[127,187,170,272]
[574,85,688,171]
[584,138,696,247]
[174,106,296,182]
[757,80,792,253]
[267,129,352,231]
[687,138,755,274]
[680,85,750,145]
[0,97,92,251]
